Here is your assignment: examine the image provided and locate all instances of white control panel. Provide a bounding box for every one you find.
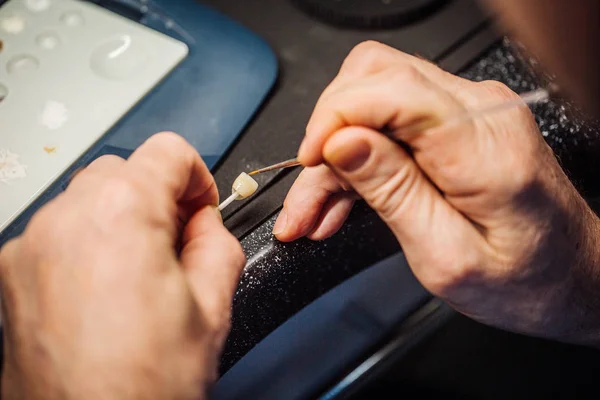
[0,0,188,233]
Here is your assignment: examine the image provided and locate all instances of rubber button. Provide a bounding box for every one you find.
[36,32,60,49]
[26,0,51,12]
[7,55,39,74]
[1,15,25,34]
[90,35,149,80]
[60,11,83,26]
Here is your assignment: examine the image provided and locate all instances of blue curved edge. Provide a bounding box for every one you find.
[0,0,278,244]
[212,252,431,400]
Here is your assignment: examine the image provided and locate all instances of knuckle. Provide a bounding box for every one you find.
[95,177,143,220]
[148,131,191,153]
[75,155,125,181]
[479,80,519,101]
[153,130,182,140]
[89,154,121,166]
[455,80,519,108]
[487,118,543,195]
[389,64,422,86]
[103,175,138,197]
[349,40,386,59]
[151,131,197,167]
[345,40,388,68]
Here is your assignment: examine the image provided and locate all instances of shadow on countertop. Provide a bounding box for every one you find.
[353,314,600,400]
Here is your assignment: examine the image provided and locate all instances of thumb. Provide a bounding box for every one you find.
[323,127,486,290]
[180,206,246,330]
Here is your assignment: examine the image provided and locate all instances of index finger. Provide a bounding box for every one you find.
[301,42,472,166]
[338,41,465,87]
[313,41,469,117]
[298,66,465,166]
[125,132,218,213]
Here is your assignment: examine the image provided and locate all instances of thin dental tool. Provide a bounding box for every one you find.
[248,158,302,176]
[247,85,557,177]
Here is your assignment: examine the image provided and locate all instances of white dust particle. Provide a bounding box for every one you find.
[41,100,69,130]
[0,148,27,184]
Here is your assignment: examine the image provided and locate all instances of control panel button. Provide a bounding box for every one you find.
[1,14,25,34]
[26,0,51,12]
[7,54,39,74]
[90,35,149,80]
[36,32,60,49]
[60,10,83,26]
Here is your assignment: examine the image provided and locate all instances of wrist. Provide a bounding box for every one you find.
[523,184,600,346]
[477,177,600,346]
[560,197,600,346]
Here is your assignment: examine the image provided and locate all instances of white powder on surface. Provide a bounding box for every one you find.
[0,148,27,184]
[40,100,69,130]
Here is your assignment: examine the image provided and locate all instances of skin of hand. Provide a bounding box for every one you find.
[0,133,245,399]
[274,41,600,345]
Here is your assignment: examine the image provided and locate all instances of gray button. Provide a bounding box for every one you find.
[90,35,150,80]
[26,0,51,12]
[36,32,61,49]
[7,55,39,74]
[1,14,25,34]
[60,11,84,26]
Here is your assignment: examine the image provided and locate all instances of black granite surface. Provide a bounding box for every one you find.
[222,202,401,372]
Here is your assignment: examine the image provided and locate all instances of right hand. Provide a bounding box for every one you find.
[276,41,600,344]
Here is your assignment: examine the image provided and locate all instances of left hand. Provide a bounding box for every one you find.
[0,133,245,399]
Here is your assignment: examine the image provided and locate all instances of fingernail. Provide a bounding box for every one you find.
[211,206,223,223]
[326,139,371,172]
[273,209,287,235]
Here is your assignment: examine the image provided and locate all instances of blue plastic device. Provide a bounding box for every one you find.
[0,0,278,244]
[212,252,431,400]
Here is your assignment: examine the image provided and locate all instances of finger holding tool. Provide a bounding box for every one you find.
[218,85,559,212]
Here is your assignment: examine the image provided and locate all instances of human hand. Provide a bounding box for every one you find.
[0,133,245,399]
[275,41,600,344]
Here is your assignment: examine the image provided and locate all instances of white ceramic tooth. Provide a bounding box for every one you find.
[232,172,258,199]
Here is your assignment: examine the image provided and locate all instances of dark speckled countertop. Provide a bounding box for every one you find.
[224,202,400,372]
